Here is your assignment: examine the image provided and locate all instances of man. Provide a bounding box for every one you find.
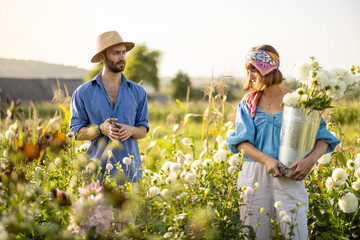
[70,31,149,182]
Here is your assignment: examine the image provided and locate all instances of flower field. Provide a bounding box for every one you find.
[0,83,360,239]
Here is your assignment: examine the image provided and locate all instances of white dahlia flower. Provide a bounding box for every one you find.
[148,186,160,197]
[318,154,331,165]
[283,92,301,107]
[274,201,283,209]
[185,172,196,182]
[352,179,360,191]
[339,193,358,213]
[229,154,240,166]
[170,162,181,172]
[281,215,292,223]
[332,168,348,183]
[293,62,314,85]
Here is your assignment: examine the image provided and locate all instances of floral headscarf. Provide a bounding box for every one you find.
[245,49,280,76]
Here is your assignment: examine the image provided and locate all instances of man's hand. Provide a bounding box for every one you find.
[99,118,121,140]
[100,119,147,141]
[114,122,133,141]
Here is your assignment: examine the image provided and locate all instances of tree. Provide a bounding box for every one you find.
[123,44,161,91]
[171,71,192,100]
[85,62,103,82]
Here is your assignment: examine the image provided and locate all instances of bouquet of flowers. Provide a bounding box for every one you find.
[278,58,359,175]
[282,57,360,110]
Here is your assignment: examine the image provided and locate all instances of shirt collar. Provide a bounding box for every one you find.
[91,72,131,87]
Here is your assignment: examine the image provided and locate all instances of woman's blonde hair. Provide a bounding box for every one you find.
[243,45,284,91]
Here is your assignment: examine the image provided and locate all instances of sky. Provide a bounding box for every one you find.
[0,0,359,80]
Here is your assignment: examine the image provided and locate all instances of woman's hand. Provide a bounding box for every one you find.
[288,140,329,181]
[237,142,283,178]
[287,156,316,181]
[264,157,283,178]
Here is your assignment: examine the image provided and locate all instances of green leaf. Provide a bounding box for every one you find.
[316,221,326,226]
[321,232,334,239]
[335,152,347,166]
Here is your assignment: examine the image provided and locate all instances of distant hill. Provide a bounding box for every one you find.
[0,58,88,79]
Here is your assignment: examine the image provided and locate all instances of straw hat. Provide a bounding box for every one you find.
[91,31,135,63]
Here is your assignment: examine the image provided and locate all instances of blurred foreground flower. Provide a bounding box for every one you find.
[79,142,91,152]
[0,222,9,240]
[53,189,71,206]
[78,181,103,197]
[53,132,66,146]
[21,142,40,162]
[106,163,113,171]
[5,129,15,140]
[68,182,113,234]
[9,122,18,131]
[122,156,132,167]
[66,132,75,138]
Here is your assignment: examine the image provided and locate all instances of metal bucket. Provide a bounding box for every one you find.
[278,106,321,176]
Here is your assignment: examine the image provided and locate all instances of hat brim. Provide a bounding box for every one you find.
[91,42,135,63]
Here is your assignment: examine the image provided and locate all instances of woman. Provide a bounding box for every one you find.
[227,45,340,239]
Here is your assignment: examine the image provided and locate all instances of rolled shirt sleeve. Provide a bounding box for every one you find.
[227,99,256,153]
[70,86,89,136]
[316,117,341,154]
[135,91,150,132]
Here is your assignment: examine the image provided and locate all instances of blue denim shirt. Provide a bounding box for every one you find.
[70,72,149,182]
[227,98,340,161]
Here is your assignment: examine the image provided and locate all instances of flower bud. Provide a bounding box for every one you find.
[311,60,319,68]
[182,137,191,146]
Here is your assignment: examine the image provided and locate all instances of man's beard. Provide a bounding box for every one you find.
[105,57,126,73]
